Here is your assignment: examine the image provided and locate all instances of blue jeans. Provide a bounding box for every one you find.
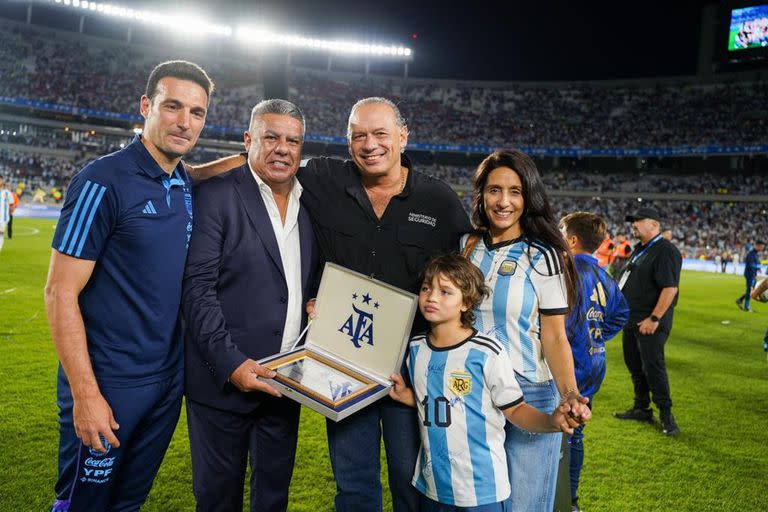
[419,493,508,512]
[504,373,561,512]
[326,397,420,512]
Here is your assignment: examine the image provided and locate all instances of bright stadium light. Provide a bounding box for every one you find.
[46,0,233,37]
[43,0,412,57]
[236,25,412,58]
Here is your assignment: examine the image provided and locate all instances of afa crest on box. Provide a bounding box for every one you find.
[260,263,418,421]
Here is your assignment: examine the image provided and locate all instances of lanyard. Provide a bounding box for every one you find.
[628,234,662,266]
[618,234,661,291]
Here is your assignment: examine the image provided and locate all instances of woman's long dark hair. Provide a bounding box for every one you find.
[470,149,578,310]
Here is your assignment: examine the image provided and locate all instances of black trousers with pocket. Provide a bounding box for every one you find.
[622,322,673,412]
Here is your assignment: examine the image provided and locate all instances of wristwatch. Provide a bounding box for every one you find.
[650,315,660,322]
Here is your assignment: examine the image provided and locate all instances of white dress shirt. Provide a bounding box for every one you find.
[249,163,304,353]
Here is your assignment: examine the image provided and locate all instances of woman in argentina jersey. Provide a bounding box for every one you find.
[460,149,589,512]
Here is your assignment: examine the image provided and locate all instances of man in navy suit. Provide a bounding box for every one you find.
[181,99,321,512]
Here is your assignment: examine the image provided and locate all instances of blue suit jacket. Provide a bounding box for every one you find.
[182,165,321,413]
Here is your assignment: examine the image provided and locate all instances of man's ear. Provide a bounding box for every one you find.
[140,95,151,119]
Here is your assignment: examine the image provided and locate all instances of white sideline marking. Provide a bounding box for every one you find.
[11,227,40,237]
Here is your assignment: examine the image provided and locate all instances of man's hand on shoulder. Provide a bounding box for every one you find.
[186,153,247,184]
[229,359,281,397]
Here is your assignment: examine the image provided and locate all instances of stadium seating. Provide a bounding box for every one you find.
[0,20,765,263]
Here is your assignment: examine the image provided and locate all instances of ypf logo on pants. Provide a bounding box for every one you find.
[81,456,116,484]
[82,436,117,484]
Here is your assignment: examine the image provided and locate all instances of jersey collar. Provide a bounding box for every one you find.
[130,135,186,181]
[574,253,599,267]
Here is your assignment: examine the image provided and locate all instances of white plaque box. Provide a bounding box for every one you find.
[259,263,418,421]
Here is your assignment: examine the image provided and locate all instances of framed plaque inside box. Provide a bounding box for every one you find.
[259,262,418,421]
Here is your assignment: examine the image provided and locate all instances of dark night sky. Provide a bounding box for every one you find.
[217,0,716,81]
[10,0,724,81]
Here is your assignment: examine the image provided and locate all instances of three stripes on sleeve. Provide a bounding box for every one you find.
[57,180,107,258]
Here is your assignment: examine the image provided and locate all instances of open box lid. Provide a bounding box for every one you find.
[306,262,418,382]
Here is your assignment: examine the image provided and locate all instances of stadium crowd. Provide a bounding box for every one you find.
[0,149,78,195]
[0,24,258,130]
[2,24,767,149]
[288,69,768,148]
[425,164,768,195]
[3,144,763,262]
[1,21,765,265]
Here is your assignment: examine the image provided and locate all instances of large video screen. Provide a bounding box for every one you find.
[728,4,768,51]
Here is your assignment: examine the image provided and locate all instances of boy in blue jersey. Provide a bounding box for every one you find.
[389,254,575,511]
[736,241,765,312]
[559,212,629,512]
[45,61,215,512]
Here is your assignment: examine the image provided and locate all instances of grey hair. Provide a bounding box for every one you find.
[249,99,305,136]
[346,97,407,140]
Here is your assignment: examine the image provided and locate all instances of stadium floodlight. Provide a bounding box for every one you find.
[235,25,413,59]
[45,0,233,37]
[43,0,410,57]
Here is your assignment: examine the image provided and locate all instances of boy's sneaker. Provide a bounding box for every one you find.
[660,410,679,436]
[613,407,654,422]
[735,298,745,310]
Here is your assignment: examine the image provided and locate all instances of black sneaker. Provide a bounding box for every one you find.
[736,299,745,310]
[613,407,654,422]
[660,411,679,436]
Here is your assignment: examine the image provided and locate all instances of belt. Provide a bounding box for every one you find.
[589,346,606,355]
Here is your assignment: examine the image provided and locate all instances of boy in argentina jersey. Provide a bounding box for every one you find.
[390,255,574,510]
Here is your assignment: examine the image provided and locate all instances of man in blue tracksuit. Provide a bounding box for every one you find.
[560,212,629,512]
[45,61,215,512]
[736,241,765,312]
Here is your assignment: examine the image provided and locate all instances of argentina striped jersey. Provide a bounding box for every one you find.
[407,331,523,506]
[0,188,12,224]
[462,234,569,383]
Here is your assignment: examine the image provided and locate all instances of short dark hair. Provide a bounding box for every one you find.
[249,99,305,135]
[559,212,606,254]
[422,254,489,329]
[145,60,214,102]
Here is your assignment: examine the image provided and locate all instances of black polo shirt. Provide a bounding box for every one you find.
[297,155,471,330]
[620,237,682,332]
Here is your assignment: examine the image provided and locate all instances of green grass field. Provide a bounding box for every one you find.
[1,218,766,511]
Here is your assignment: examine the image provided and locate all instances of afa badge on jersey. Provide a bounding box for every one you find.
[449,370,472,396]
[498,260,517,276]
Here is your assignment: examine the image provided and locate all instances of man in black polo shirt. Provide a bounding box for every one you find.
[614,207,682,436]
[194,97,471,511]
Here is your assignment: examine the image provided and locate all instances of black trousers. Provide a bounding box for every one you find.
[622,322,673,411]
[186,397,300,512]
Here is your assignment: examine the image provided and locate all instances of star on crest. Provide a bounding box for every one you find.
[362,293,372,305]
